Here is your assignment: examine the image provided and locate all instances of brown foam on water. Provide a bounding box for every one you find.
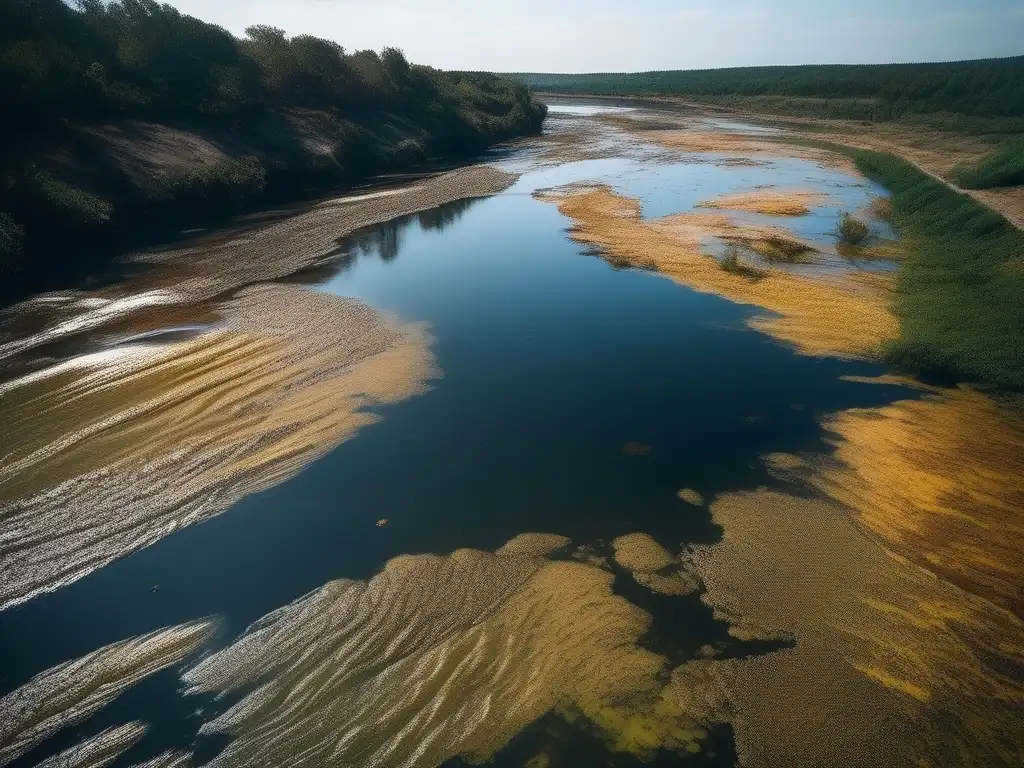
[536,185,897,359]
[0,620,213,766]
[182,534,709,767]
[0,284,437,610]
[678,489,1024,767]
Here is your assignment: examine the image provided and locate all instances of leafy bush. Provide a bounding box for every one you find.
[720,246,766,278]
[855,150,1024,389]
[157,155,267,214]
[952,139,1024,189]
[837,212,869,244]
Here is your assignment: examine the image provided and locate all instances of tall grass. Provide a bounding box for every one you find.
[854,150,1024,389]
[951,139,1024,189]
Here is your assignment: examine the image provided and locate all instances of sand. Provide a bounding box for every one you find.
[537,184,898,359]
[696,189,827,216]
[0,285,437,610]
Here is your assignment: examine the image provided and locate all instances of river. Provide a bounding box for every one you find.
[1,102,1021,768]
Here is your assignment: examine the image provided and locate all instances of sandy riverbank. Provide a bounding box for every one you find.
[544,93,1023,229]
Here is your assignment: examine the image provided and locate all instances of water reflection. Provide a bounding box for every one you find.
[333,197,484,273]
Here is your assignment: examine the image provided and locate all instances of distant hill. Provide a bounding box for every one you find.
[510,57,1024,120]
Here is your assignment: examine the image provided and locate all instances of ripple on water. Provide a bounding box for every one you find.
[0,620,213,766]
[0,284,437,610]
[181,534,711,767]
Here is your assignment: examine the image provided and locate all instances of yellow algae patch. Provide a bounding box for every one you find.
[806,386,1024,617]
[537,185,898,359]
[613,533,675,573]
[0,620,214,765]
[679,489,1024,768]
[612,533,699,596]
[183,536,709,767]
[696,190,827,217]
[0,284,437,610]
[677,488,705,506]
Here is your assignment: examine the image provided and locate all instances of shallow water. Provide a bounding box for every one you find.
[0,108,1014,767]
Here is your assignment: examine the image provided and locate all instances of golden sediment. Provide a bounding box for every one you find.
[182,534,708,767]
[677,489,705,505]
[612,533,698,596]
[603,120,860,174]
[0,620,213,765]
[613,533,675,572]
[0,284,437,610]
[804,385,1024,617]
[679,489,1024,767]
[696,190,827,216]
[537,185,898,359]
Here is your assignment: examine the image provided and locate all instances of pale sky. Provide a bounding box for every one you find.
[169,0,1024,72]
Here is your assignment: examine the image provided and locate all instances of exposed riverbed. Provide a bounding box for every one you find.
[1,102,1021,768]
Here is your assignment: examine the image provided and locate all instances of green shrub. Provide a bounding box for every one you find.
[720,246,766,278]
[951,139,1024,189]
[159,155,267,214]
[855,150,1024,389]
[837,212,869,244]
[31,170,113,226]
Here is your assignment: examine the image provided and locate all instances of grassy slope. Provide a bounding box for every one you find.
[854,151,1024,389]
[953,139,1024,189]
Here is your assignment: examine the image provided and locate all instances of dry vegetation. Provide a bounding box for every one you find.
[696,189,826,217]
[536,184,898,359]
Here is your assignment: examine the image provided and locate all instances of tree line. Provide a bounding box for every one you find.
[513,57,1024,121]
[0,0,546,290]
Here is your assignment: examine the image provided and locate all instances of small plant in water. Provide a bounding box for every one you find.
[837,212,870,244]
[870,196,894,222]
[720,245,766,278]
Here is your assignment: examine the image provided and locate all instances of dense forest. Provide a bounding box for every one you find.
[0,0,545,287]
[513,57,1024,121]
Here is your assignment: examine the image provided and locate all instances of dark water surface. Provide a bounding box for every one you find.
[0,109,916,767]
